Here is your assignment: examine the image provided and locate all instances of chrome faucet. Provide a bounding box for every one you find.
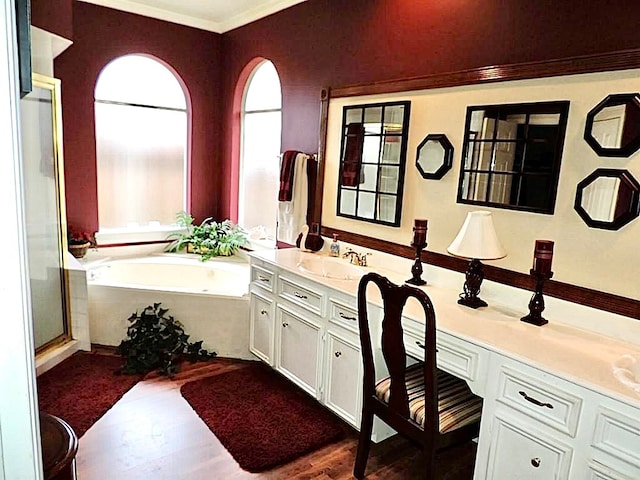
[343,249,371,267]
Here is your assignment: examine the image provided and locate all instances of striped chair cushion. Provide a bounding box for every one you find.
[375,363,482,433]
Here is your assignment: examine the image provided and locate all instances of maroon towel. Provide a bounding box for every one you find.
[278,150,300,201]
[341,123,365,187]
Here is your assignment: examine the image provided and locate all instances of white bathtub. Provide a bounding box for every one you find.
[87,254,252,359]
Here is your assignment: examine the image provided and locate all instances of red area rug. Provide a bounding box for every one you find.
[37,352,141,437]
[180,362,346,472]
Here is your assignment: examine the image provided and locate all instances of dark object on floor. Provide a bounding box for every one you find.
[40,412,78,480]
[37,352,141,437]
[117,303,216,377]
[355,272,482,479]
[180,361,345,472]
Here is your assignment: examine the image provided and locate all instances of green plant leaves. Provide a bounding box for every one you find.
[166,211,248,261]
[117,303,216,377]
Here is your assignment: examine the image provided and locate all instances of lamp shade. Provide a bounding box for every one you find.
[447,211,507,260]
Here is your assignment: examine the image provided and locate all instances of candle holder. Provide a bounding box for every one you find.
[521,269,553,326]
[406,241,427,286]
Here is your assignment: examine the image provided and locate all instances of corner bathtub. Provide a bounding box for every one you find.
[87,254,252,359]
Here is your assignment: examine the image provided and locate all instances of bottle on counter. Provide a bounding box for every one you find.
[330,233,340,257]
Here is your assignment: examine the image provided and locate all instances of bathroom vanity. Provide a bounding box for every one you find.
[249,248,640,480]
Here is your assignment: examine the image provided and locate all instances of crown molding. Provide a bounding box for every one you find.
[78,0,306,33]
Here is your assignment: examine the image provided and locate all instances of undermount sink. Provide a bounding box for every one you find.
[612,354,640,393]
[297,257,366,281]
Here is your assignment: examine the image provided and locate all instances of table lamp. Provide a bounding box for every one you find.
[447,211,506,308]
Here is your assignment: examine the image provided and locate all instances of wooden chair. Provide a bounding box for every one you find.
[354,272,482,479]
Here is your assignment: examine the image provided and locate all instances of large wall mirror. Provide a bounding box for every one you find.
[457,101,570,214]
[584,93,640,157]
[574,168,640,230]
[336,101,411,226]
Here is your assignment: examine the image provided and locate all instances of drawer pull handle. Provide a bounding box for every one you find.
[282,322,289,328]
[258,276,270,282]
[294,292,308,299]
[519,391,554,409]
[339,312,357,322]
[334,351,342,357]
[530,457,541,468]
[260,309,268,315]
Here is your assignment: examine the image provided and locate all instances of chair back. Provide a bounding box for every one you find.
[357,272,438,432]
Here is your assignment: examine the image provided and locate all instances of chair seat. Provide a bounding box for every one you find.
[375,363,482,433]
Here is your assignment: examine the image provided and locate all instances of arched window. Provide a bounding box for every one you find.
[94,55,188,235]
[239,60,282,244]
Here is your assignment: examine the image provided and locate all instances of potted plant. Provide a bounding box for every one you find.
[67,228,95,259]
[167,211,248,261]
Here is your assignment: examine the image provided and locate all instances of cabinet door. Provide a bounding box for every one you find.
[485,410,573,479]
[276,306,322,398]
[249,291,274,365]
[324,331,362,427]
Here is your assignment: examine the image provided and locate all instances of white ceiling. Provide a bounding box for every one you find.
[78,0,307,33]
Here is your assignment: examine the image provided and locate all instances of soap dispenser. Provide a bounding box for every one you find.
[330,233,340,257]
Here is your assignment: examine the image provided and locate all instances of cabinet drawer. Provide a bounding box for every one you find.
[329,299,359,333]
[404,329,486,395]
[497,364,583,437]
[485,410,573,479]
[278,275,324,316]
[591,406,640,473]
[251,265,274,292]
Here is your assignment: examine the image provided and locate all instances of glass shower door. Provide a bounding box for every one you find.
[20,74,70,351]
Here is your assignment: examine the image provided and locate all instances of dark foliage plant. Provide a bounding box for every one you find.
[117,303,216,377]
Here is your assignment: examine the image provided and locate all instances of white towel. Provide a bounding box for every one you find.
[277,153,308,244]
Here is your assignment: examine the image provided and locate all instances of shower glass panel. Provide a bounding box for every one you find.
[20,74,70,351]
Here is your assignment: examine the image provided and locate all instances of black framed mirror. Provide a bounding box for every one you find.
[457,101,570,214]
[584,93,640,157]
[336,101,411,226]
[574,168,640,230]
[416,133,453,179]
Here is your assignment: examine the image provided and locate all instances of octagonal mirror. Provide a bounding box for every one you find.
[416,133,453,179]
[574,168,640,230]
[584,93,640,157]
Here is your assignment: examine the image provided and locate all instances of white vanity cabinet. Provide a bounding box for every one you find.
[249,258,366,428]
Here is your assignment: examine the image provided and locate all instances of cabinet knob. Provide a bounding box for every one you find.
[339,312,357,322]
[258,276,269,282]
[260,309,268,315]
[530,457,541,468]
[294,292,308,299]
[282,322,289,328]
[519,390,554,409]
[334,351,342,357]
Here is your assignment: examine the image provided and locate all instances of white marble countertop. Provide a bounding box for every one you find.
[250,247,640,408]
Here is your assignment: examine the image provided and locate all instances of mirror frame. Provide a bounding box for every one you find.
[416,133,453,179]
[583,93,640,157]
[574,168,640,230]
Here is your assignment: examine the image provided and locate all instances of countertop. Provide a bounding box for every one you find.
[250,248,640,408]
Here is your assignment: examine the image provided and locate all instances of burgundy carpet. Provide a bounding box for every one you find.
[180,362,346,472]
[37,352,141,437]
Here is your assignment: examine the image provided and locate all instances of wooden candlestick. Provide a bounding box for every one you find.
[406,242,427,286]
[521,269,553,326]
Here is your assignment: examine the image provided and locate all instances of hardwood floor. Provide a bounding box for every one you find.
[76,358,476,479]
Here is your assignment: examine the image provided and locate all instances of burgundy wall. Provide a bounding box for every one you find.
[31,0,73,41]
[219,0,640,217]
[54,2,222,233]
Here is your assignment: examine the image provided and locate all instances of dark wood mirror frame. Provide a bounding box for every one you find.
[457,101,570,214]
[574,168,640,230]
[313,49,640,320]
[416,133,453,180]
[584,93,640,157]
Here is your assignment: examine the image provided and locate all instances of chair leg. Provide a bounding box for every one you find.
[423,449,436,480]
[354,407,374,479]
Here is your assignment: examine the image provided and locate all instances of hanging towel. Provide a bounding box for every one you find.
[278,150,300,201]
[341,123,365,187]
[277,153,309,245]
